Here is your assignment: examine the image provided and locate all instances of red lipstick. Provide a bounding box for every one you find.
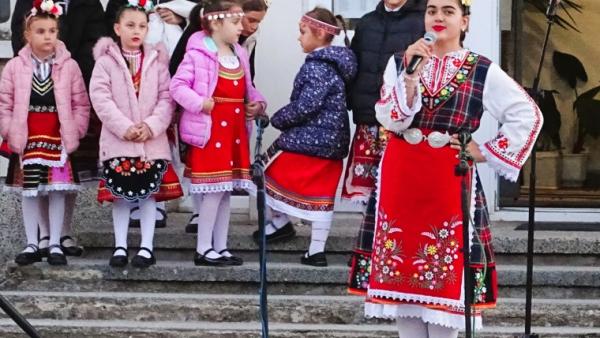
[432,25,446,32]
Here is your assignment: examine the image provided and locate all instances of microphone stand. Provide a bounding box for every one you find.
[252,116,270,338]
[455,131,473,338]
[518,2,560,338]
[0,294,41,338]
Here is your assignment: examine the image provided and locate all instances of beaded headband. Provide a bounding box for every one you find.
[300,15,341,36]
[125,0,154,13]
[203,10,245,21]
[27,0,63,21]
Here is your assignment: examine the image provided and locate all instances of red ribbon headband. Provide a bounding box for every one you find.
[300,15,341,36]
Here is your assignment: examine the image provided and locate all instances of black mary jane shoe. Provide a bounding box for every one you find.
[38,236,50,258]
[15,244,42,266]
[131,247,156,268]
[252,222,296,245]
[47,245,68,266]
[218,249,244,266]
[60,236,84,257]
[109,247,129,268]
[129,207,168,229]
[185,214,199,233]
[194,249,229,267]
[300,251,328,267]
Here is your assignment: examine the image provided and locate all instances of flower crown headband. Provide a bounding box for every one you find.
[461,0,472,15]
[300,15,341,36]
[125,0,154,13]
[27,0,63,21]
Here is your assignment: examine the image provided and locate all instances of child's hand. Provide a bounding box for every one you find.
[245,102,263,120]
[132,123,153,143]
[124,126,140,141]
[157,8,183,25]
[202,98,215,114]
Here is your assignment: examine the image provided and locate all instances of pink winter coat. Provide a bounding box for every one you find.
[0,42,90,156]
[90,37,175,162]
[170,31,266,148]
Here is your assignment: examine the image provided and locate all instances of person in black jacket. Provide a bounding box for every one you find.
[10,0,106,259]
[343,0,425,295]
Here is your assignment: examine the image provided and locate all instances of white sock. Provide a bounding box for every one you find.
[112,199,130,257]
[397,317,428,338]
[428,323,459,338]
[61,193,77,246]
[212,192,231,256]
[308,220,331,255]
[22,196,41,252]
[190,196,203,225]
[265,208,290,235]
[38,195,50,248]
[138,197,156,258]
[48,192,66,254]
[194,193,225,259]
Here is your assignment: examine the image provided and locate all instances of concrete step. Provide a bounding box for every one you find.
[5,259,600,292]
[0,291,597,328]
[0,320,599,338]
[76,215,600,257]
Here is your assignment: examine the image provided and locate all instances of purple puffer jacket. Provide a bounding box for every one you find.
[170,31,266,148]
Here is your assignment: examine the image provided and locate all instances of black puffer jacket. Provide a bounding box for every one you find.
[348,0,425,125]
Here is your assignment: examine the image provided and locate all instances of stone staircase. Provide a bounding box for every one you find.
[0,212,599,337]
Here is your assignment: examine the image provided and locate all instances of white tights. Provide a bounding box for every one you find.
[265,208,332,255]
[193,192,231,259]
[112,197,157,258]
[37,193,77,248]
[396,317,459,338]
[22,192,67,254]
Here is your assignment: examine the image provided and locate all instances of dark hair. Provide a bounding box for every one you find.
[304,7,350,47]
[426,0,469,44]
[114,5,150,25]
[200,0,242,33]
[241,0,268,13]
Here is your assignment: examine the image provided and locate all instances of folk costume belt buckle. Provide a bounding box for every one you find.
[401,128,451,148]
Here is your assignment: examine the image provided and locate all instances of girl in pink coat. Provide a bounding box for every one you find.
[0,1,91,266]
[90,0,183,269]
[170,0,266,266]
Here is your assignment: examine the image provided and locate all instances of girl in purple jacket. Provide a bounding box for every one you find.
[0,1,90,266]
[170,0,266,267]
[90,0,183,269]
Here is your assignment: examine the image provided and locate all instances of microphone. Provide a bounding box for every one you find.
[255,115,270,129]
[406,32,437,75]
[546,0,560,18]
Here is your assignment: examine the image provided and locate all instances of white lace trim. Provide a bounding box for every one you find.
[265,194,334,222]
[4,184,80,197]
[364,303,483,330]
[367,289,465,309]
[22,148,67,168]
[421,49,469,93]
[479,143,520,182]
[396,71,423,118]
[188,180,256,195]
[218,55,240,69]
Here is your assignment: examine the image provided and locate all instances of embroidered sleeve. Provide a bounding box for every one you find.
[480,63,543,182]
[375,56,422,134]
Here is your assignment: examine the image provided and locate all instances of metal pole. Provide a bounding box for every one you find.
[0,294,41,338]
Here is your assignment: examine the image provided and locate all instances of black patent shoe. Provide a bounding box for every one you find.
[15,244,42,266]
[300,251,328,267]
[60,236,84,257]
[109,247,129,268]
[129,207,168,228]
[185,214,199,233]
[38,236,50,258]
[252,222,296,244]
[218,249,244,266]
[47,245,68,266]
[131,247,156,268]
[194,249,229,266]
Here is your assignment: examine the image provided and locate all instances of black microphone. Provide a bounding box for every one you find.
[255,115,270,129]
[546,0,560,18]
[406,32,437,75]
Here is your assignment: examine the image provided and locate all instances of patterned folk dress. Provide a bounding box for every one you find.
[184,56,254,195]
[365,49,543,329]
[97,50,183,203]
[4,55,80,196]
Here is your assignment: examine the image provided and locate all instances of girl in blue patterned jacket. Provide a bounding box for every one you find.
[252,7,357,267]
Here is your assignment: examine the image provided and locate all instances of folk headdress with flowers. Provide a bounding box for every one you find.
[125,0,155,12]
[29,0,64,19]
